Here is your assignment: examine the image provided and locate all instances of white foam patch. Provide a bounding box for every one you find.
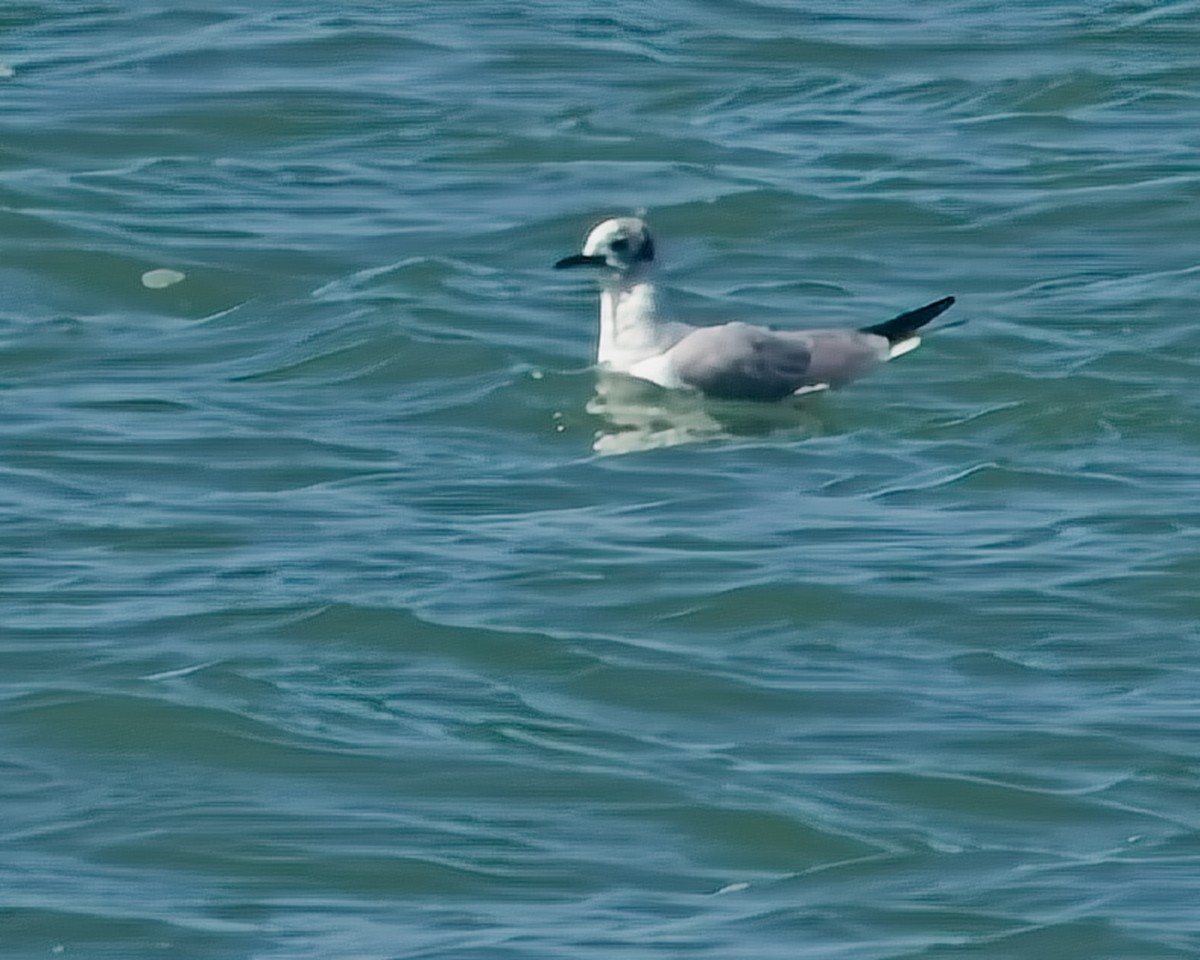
[0,65,14,79]
[142,268,186,289]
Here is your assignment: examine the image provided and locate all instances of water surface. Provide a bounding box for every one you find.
[3,2,1200,958]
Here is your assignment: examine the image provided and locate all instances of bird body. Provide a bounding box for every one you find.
[556,217,955,402]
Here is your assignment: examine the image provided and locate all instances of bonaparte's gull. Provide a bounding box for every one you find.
[555,216,956,401]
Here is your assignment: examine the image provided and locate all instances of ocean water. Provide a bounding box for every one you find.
[2,2,1200,957]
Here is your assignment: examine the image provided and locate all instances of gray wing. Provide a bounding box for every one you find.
[666,322,890,401]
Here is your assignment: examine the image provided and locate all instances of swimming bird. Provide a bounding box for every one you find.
[555,216,955,401]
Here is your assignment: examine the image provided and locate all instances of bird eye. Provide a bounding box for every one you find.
[610,237,629,252]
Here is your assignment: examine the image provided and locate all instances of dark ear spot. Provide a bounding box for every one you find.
[637,236,655,263]
[610,237,630,252]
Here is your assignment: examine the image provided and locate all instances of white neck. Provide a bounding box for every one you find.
[596,280,677,371]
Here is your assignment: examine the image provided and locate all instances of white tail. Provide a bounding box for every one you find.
[888,336,922,360]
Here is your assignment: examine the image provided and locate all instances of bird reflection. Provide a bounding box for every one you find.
[587,371,830,455]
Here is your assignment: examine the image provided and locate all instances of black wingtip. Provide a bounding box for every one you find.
[860,296,956,344]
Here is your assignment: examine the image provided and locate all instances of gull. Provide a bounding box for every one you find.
[555,216,956,401]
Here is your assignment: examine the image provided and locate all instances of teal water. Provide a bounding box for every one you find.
[3,2,1200,957]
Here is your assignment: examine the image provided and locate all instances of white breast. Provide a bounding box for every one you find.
[596,283,685,371]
